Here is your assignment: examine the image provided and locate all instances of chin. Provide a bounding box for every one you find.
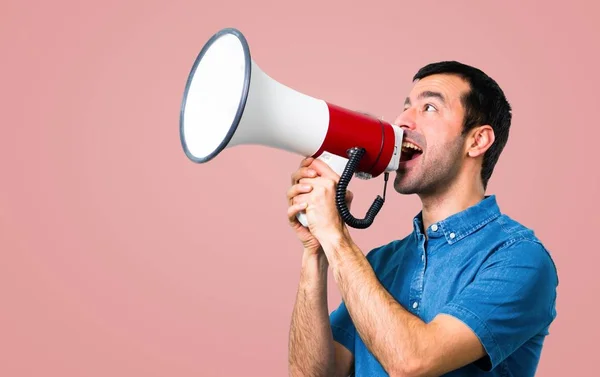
[394,171,437,196]
[393,175,419,195]
[394,185,419,195]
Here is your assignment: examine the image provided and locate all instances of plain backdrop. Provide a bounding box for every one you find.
[1,0,598,376]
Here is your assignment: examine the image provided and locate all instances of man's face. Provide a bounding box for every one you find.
[393,73,471,195]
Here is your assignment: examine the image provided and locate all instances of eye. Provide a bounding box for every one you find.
[424,104,437,112]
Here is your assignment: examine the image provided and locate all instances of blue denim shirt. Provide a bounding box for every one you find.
[330,195,558,376]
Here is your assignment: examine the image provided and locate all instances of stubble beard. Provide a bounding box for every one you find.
[394,136,465,196]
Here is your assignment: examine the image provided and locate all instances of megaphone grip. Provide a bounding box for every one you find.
[296,148,386,230]
[296,152,349,227]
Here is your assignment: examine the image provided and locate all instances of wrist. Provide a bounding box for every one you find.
[319,232,352,257]
[321,235,362,287]
[302,249,328,267]
[300,250,329,291]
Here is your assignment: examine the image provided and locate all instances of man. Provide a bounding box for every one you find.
[286,61,558,377]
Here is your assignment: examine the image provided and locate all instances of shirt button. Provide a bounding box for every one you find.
[421,254,425,261]
[431,224,438,231]
[412,302,419,309]
[450,232,456,239]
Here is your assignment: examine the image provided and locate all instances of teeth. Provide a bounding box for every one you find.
[402,141,422,152]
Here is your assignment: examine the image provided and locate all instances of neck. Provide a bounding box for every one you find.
[418,170,485,235]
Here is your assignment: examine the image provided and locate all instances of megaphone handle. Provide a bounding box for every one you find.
[296,151,349,227]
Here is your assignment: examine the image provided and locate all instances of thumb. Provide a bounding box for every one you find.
[346,191,353,210]
[309,158,340,182]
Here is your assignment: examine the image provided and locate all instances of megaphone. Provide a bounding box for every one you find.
[180,27,404,229]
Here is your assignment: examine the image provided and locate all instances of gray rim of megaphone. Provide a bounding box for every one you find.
[179,27,251,164]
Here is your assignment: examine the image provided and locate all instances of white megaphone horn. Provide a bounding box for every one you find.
[179,27,404,229]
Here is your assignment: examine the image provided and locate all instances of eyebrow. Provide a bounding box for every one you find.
[404,90,447,107]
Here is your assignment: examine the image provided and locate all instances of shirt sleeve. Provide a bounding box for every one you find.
[438,239,558,371]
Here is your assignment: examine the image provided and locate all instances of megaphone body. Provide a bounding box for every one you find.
[180,28,404,229]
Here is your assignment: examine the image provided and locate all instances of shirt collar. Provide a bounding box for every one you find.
[412,195,501,244]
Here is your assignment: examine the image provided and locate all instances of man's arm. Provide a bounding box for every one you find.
[289,250,354,377]
[320,236,485,377]
[320,235,557,377]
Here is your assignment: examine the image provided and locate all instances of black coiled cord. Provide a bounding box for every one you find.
[336,147,389,229]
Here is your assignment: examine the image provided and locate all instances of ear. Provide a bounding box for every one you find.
[466,125,495,158]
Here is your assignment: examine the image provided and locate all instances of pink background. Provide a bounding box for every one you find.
[1,0,598,376]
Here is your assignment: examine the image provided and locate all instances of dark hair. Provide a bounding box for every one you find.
[413,61,512,190]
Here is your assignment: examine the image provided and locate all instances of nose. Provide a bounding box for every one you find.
[393,107,417,131]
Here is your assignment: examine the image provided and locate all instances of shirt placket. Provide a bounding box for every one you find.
[409,232,427,315]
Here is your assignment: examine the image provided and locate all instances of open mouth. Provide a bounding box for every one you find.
[400,141,423,162]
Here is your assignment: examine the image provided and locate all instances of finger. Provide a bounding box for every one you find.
[286,184,313,202]
[291,166,318,185]
[291,193,313,208]
[345,190,354,203]
[300,156,315,168]
[287,202,308,223]
[308,159,340,182]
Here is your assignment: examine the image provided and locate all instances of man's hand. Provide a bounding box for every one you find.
[287,157,322,255]
[294,158,354,247]
[287,157,354,254]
